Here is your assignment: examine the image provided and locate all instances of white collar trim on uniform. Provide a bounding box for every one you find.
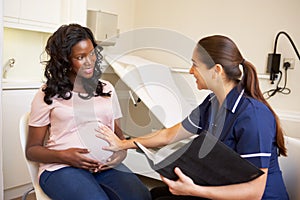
[231,89,245,113]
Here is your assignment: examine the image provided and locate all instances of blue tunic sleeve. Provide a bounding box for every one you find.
[182,94,213,134]
[233,100,276,168]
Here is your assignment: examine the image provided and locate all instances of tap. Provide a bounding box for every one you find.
[2,58,15,79]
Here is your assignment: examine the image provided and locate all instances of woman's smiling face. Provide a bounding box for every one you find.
[69,39,96,80]
[189,47,212,90]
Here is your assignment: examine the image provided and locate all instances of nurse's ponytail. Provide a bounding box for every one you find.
[241,60,287,156]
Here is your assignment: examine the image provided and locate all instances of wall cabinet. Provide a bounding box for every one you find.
[3,0,61,32]
[61,0,87,26]
[3,0,20,23]
[3,0,87,33]
[87,10,118,45]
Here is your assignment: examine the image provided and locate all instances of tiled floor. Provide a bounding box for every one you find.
[12,175,164,200]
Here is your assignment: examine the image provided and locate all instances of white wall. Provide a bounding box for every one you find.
[131,0,300,138]
[134,0,299,70]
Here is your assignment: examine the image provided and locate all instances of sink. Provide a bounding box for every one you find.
[2,78,43,90]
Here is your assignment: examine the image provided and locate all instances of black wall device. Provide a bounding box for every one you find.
[267,53,281,82]
[264,31,300,98]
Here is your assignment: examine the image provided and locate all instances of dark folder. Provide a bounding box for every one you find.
[134,133,264,186]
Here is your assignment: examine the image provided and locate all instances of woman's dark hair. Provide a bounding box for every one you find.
[196,35,287,156]
[42,23,111,105]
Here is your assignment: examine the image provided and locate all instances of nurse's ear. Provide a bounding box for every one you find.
[212,64,223,79]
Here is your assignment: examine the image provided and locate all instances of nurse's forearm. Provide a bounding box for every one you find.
[123,123,192,149]
[189,169,267,200]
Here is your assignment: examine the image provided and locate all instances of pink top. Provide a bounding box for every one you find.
[29,80,122,176]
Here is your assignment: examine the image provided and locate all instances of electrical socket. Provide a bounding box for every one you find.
[283,58,295,69]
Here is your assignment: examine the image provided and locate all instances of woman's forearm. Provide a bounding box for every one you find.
[26,145,65,164]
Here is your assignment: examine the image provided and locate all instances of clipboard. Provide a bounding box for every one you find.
[134,132,264,186]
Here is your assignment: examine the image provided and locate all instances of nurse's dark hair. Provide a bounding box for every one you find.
[42,23,111,105]
[196,35,287,156]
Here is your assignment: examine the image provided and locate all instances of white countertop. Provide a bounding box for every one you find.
[2,79,43,90]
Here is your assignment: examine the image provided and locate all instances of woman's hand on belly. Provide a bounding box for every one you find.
[58,147,101,171]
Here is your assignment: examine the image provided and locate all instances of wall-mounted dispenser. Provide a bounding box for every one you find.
[86,10,118,46]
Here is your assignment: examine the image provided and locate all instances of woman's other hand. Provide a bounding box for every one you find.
[96,125,125,152]
[99,150,127,171]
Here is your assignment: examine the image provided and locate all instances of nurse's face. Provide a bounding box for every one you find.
[189,48,212,90]
[69,39,96,80]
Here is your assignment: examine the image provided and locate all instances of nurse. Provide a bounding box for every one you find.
[98,35,289,200]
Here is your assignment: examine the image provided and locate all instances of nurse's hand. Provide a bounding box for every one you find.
[96,125,124,152]
[161,167,196,196]
[99,150,127,171]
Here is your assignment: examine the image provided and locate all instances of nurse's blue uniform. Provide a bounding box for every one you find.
[182,86,289,199]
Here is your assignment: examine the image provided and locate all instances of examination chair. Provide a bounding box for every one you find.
[19,113,51,200]
[278,136,300,199]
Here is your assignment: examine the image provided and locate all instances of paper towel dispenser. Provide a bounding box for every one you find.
[87,10,118,46]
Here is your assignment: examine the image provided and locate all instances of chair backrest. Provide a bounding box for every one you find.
[278,136,300,199]
[19,113,51,200]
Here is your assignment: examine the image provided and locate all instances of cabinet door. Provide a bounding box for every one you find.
[2,89,37,189]
[3,0,61,32]
[3,0,21,22]
[19,0,61,26]
[4,0,87,33]
[61,0,87,26]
